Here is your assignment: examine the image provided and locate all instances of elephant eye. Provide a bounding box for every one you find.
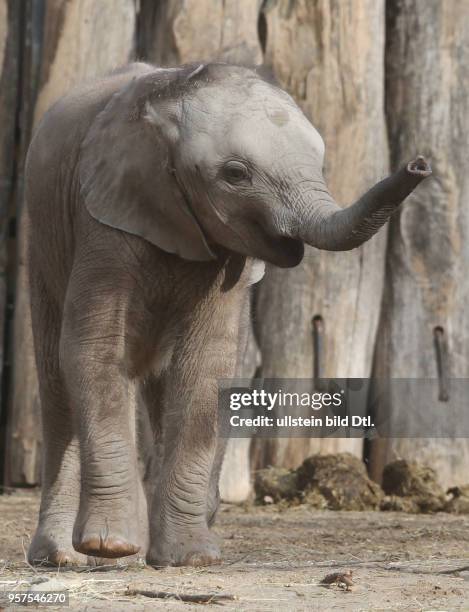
[222,160,251,184]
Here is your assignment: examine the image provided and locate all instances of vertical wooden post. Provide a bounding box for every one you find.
[371,0,469,488]
[0,0,22,481]
[219,298,260,503]
[4,0,44,486]
[139,0,262,67]
[253,0,389,469]
[5,0,137,485]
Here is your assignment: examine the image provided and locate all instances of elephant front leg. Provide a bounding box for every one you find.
[60,285,148,559]
[148,329,238,567]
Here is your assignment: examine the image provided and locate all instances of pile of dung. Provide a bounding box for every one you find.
[444,485,469,514]
[255,453,382,510]
[254,454,469,514]
[254,466,300,503]
[297,453,383,511]
[379,495,420,513]
[380,459,446,513]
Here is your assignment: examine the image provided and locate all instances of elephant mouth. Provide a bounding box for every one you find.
[264,234,305,268]
[248,217,304,267]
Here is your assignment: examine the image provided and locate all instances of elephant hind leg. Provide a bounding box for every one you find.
[27,273,85,567]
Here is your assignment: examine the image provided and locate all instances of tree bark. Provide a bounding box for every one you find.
[219,295,260,503]
[370,0,469,488]
[253,0,389,469]
[139,0,262,66]
[5,0,137,485]
[0,0,21,482]
[4,0,44,486]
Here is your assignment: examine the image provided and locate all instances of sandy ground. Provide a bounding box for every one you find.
[0,490,468,611]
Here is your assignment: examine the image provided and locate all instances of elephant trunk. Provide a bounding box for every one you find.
[297,156,432,251]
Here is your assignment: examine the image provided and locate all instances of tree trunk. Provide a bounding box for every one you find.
[139,0,262,66]
[370,0,469,488]
[0,0,21,482]
[4,0,44,486]
[140,0,263,502]
[253,0,389,470]
[5,0,137,485]
[220,296,260,502]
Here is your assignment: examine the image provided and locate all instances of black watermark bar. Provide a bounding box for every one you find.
[218,378,469,438]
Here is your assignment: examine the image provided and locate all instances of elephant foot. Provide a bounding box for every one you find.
[29,529,122,567]
[73,510,143,559]
[73,478,148,559]
[28,530,89,567]
[148,527,221,567]
[74,534,140,558]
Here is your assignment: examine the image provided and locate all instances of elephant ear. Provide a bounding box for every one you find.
[79,71,216,261]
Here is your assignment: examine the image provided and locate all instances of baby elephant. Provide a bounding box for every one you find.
[26,62,430,567]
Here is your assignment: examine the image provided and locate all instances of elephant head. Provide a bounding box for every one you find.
[80,63,431,267]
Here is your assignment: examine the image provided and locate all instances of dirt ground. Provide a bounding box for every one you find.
[0,490,468,611]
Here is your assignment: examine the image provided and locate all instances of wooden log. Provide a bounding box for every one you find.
[0,1,20,248]
[32,0,137,124]
[3,0,43,486]
[5,0,137,485]
[253,0,389,469]
[0,0,21,482]
[139,0,262,66]
[140,0,263,502]
[220,296,261,502]
[370,0,469,488]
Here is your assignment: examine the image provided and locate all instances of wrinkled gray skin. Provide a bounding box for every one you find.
[26,62,430,568]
